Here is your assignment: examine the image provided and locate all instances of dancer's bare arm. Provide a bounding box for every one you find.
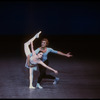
[30,41,37,56]
[38,60,58,74]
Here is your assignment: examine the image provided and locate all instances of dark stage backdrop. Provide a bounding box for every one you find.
[0,1,100,35]
[0,34,100,60]
[0,1,100,59]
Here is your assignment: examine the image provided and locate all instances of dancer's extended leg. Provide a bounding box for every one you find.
[29,31,41,43]
[24,31,41,57]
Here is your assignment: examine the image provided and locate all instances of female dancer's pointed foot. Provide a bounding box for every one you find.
[29,86,36,89]
[35,31,41,38]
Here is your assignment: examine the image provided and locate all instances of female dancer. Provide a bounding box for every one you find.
[24,31,58,89]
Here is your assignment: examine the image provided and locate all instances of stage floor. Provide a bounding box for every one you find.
[0,55,100,99]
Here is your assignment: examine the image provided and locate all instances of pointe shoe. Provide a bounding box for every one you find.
[35,31,41,38]
[29,86,35,89]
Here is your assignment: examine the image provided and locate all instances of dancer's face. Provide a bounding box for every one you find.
[37,52,43,58]
[41,41,47,47]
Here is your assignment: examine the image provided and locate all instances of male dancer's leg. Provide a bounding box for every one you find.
[37,60,55,84]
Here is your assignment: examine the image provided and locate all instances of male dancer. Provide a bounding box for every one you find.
[34,37,73,89]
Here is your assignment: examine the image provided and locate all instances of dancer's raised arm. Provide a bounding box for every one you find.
[30,41,36,56]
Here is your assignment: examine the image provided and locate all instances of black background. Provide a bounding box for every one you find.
[0,1,100,60]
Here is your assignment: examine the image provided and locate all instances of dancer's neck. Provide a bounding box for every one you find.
[41,47,46,50]
[40,47,47,53]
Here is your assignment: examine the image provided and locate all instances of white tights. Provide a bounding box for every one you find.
[29,67,35,87]
[24,31,41,57]
[24,31,41,88]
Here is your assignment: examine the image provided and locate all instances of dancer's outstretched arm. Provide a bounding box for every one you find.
[50,48,73,58]
[38,60,58,74]
[57,51,73,57]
